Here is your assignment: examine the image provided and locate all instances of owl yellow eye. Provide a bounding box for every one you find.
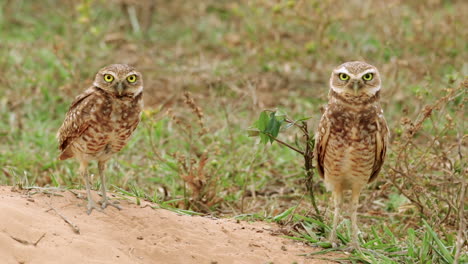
[362,73,373,81]
[127,75,137,83]
[103,74,114,83]
[339,73,349,81]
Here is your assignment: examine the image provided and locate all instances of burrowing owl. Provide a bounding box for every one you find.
[57,64,143,214]
[314,61,389,248]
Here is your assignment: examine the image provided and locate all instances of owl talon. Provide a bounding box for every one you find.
[99,199,122,210]
[87,199,102,215]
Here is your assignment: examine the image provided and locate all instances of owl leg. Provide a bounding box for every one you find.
[97,160,121,210]
[349,186,362,250]
[329,187,343,247]
[80,160,101,215]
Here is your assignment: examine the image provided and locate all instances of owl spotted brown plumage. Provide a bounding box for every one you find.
[314,61,389,248]
[57,64,143,214]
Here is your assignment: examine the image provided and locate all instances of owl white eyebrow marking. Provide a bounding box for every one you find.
[102,71,116,76]
[359,69,376,77]
[125,71,138,77]
[335,66,351,75]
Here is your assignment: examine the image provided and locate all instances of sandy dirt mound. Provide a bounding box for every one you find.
[0,186,339,264]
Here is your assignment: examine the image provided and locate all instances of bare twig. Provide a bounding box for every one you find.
[389,168,425,215]
[21,186,66,191]
[4,231,46,247]
[300,121,322,221]
[126,5,140,33]
[454,182,466,264]
[9,234,30,245]
[68,190,85,200]
[20,186,66,197]
[33,232,46,246]
[263,132,304,155]
[46,205,80,234]
[28,191,64,197]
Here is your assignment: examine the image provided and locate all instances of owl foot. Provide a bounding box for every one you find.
[87,199,102,215]
[99,198,122,210]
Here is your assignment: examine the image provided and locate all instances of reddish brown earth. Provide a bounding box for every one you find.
[0,186,342,264]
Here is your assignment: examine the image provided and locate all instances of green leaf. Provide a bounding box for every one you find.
[275,109,287,118]
[258,111,269,131]
[406,228,416,258]
[265,112,282,142]
[423,220,454,263]
[272,206,296,222]
[260,133,269,144]
[246,128,260,137]
[252,111,273,144]
[295,116,313,122]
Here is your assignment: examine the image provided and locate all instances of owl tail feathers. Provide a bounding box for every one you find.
[58,147,74,160]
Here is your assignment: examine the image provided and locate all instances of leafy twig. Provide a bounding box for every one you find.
[263,132,304,155]
[249,110,322,219]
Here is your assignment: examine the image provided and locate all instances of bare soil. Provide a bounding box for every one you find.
[0,186,341,264]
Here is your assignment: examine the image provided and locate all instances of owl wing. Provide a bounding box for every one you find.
[368,111,389,183]
[57,87,96,160]
[314,110,330,179]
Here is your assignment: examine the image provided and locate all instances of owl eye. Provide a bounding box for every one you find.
[103,74,114,83]
[362,73,374,81]
[127,75,137,83]
[338,73,349,81]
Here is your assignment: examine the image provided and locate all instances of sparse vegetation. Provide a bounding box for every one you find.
[0,0,466,263]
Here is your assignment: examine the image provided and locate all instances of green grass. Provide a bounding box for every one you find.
[0,0,466,262]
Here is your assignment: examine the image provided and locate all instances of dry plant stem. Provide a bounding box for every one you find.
[454,181,466,264]
[33,232,46,246]
[46,205,80,234]
[390,84,464,221]
[5,231,46,247]
[269,134,304,156]
[389,168,425,214]
[126,5,140,33]
[300,121,322,221]
[22,186,66,191]
[24,186,65,197]
[28,191,64,197]
[265,119,321,220]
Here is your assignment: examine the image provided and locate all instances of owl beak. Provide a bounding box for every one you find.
[116,82,124,96]
[353,81,359,95]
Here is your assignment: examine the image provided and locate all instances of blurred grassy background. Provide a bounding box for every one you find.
[0,0,466,262]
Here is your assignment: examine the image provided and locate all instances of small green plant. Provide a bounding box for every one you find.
[248,110,321,220]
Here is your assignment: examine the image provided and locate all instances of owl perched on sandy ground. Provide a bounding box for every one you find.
[315,61,389,249]
[57,64,143,214]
